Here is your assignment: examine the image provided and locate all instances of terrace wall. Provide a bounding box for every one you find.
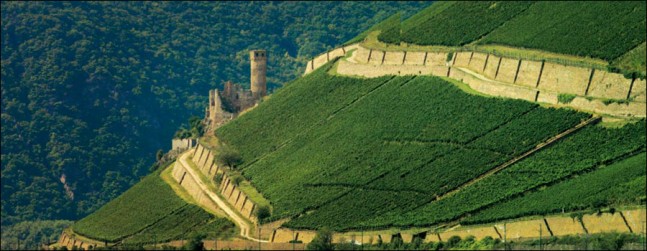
[309,44,645,117]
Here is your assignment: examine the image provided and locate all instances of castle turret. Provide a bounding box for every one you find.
[250,50,267,99]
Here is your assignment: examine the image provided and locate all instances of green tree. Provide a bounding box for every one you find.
[215,146,242,169]
[254,205,271,222]
[183,232,206,251]
[307,227,333,250]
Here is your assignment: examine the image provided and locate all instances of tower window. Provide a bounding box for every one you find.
[255,52,258,57]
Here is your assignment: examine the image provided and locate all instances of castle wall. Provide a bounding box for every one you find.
[172,138,195,151]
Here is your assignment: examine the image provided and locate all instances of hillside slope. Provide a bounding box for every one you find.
[66,1,646,246]
[216,62,645,231]
[0,1,429,229]
[378,1,646,77]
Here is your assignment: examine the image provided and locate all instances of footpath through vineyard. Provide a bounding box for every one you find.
[177,149,268,243]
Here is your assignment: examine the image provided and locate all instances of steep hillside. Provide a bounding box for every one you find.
[216,62,645,231]
[70,164,235,246]
[379,1,646,77]
[52,1,646,248]
[0,1,429,229]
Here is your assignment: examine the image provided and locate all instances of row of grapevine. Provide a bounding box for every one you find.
[464,152,646,224]
[123,205,233,244]
[398,1,533,46]
[216,62,393,166]
[479,1,646,61]
[219,72,594,230]
[72,170,188,242]
[360,120,645,229]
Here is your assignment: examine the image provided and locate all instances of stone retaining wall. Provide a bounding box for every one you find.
[219,173,257,221]
[310,45,644,117]
[629,79,646,102]
[544,216,586,236]
[269,208,644,244]
[538,62,591,95]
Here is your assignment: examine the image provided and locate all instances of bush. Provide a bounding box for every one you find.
[446,235,461,248]
[213,173,223,186]
[183,232,206,251]
[254,205,271,222]
[231,174,243,186]
[558,93,577,104]
[215,146,242,169]
[307,227,333,250]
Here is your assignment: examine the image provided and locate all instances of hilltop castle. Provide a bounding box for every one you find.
[205,50,267,131]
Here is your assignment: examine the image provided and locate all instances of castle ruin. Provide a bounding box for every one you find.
[205,50,267,131]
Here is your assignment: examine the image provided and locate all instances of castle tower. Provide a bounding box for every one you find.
[250,50,267,99]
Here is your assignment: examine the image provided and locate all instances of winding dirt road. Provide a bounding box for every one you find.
[177,149,267,243]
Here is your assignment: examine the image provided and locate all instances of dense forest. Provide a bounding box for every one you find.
[0,1,428,234]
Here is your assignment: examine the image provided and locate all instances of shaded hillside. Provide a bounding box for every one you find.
[0,1,429,227]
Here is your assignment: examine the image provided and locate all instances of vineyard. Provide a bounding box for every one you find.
[370,1,645,77]
[479,1,646,61]
[216,67,611,230]
[399,1,533,46]
[362,120,645,229]
[71,166,235,243]
[464,152,646,224]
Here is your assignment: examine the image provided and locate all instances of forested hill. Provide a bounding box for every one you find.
[0,1,428,227]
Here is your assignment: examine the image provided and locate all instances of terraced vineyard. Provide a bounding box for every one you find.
[478,1,647,60]
[465,152,646,224]
[70,1,647,244]
[214,61,645,231]
[374,1,646,76]
[400,1,533,46]
[71,166,235,244]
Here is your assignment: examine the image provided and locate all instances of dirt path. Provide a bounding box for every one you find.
[177,149,268,243]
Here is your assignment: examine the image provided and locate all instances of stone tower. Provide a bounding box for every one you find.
[250,50,267,99]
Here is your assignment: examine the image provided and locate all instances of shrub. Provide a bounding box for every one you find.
[215,146,242,169]
[307,227,333,250]
[254,205,271,222]
[558,93,577,104]
[213,173,223,186]
[446,235,461,248]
